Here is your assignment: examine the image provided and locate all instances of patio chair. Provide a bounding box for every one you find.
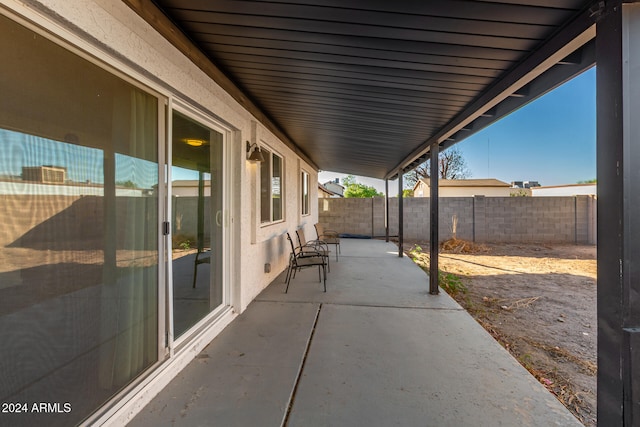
[296,228,330,272]
[192,248,210,288]
[314,223,340,261]
[285,232,327,293]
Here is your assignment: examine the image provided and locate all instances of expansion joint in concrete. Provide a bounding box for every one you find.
[323,302,465,311]
[281,303,322,427]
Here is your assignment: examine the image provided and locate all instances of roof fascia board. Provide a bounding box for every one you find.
[121,0,319,171]
[386,5,597,180]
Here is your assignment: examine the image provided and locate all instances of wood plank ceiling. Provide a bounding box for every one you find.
[148,0,597,179]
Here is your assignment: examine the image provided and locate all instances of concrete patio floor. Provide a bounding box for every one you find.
[130,238,581,426]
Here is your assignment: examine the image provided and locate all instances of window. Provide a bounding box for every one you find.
[260,148,283,223]
[301,171,310,215]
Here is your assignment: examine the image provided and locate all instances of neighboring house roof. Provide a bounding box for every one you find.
[413,178,510,191]
[323,180,345,196]
[323,181,344,189]
[318,183,342,197]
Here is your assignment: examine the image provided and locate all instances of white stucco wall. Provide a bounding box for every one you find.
[414,181,513,197]
[532,184,597,196]
[242,124,319,310]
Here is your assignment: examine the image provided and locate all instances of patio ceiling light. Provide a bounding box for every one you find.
[184,138,205,147]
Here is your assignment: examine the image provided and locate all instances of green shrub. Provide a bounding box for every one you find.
[439,271,467,296]
[406,244,467,296]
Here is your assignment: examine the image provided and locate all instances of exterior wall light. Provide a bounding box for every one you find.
[246,141,265,163]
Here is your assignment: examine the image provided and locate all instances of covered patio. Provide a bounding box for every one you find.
[2,1,638,424]
[120,2,640,421]
[131,238,580,426]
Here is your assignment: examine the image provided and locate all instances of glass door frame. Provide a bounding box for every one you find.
[0,8,175,425]
[165,99,233,354]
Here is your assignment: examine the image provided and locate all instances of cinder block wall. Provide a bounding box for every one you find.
[318,195,597,244]
[2,195,157,250]
[481,197,574,242]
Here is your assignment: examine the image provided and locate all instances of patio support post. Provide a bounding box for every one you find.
[385,179,389,242]
[596,2,640,424]
[429,145,439,295]
[371,197,374,238]
[398,172,403,257]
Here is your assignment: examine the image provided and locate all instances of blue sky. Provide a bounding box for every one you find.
[0,129,158,188]
[320,66,597,196]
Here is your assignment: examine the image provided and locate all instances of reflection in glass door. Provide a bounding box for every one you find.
[171,111,223,338]
[0,14,160,426]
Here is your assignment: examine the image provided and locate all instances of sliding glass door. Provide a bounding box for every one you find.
[170,111,224,338]
[0,14,160,426]
[0,11,230,426]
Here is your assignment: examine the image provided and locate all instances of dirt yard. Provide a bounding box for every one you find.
[406,240,597,427]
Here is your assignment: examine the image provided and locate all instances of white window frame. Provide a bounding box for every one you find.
[260,147,284,224]
[168,101,234,350]
[301,170,310,216]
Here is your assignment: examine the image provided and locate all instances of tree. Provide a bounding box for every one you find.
[342,175,357,187]
[342,175,384,198]
[116,180,138,188]
[510,189,529,197]
[404,147,471,187]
